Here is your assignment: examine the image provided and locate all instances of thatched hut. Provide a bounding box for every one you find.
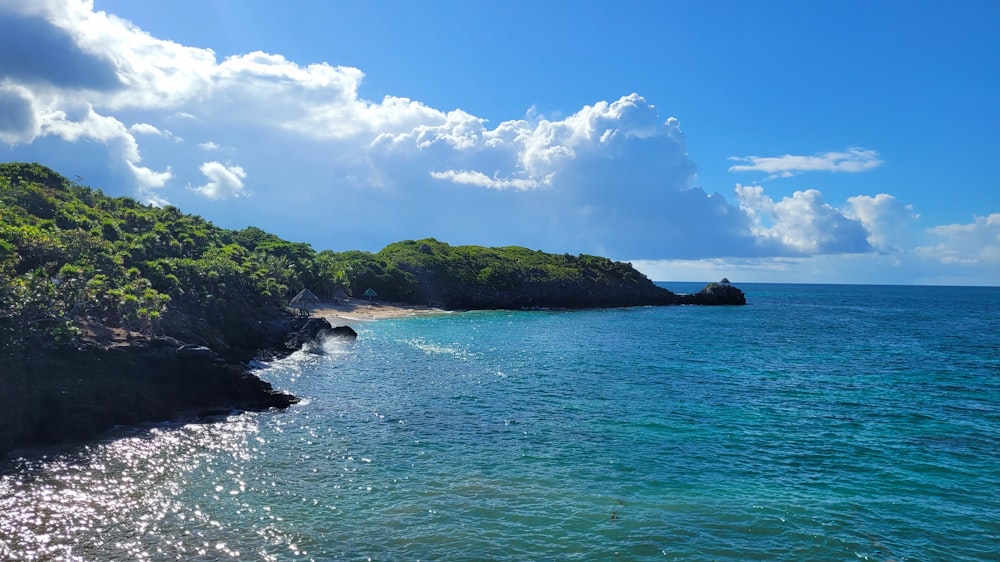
[290,288,320,316]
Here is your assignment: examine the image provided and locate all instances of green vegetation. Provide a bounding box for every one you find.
[370,238,668,308]
[0,163,334,352]
[1,163,674,353]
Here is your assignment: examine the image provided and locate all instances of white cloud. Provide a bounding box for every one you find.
[918,214,1000,265]
[0,3,691,209]
[728,147,882,178]
[846,193,919,252]
[735,184,871,254]
[429,169,544,191]
[127,161,171,206]
[188,161,248,199]
[28,101,173,199]
[129,122,181,141]
[374,93,688,194]
[197,141,219,150]
[129,122,162,135]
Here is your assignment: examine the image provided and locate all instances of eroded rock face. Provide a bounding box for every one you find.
[0,312,367,459]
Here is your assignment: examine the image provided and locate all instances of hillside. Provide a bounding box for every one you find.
[374,238,677,308]
[0,163,330,457]
[0,162,330,356]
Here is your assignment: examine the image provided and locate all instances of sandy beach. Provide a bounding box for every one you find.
[309,298,450,324]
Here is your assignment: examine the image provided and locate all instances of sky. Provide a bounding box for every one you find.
[1,0,997,286]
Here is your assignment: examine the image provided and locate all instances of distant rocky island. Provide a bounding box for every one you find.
[0,163,744,458]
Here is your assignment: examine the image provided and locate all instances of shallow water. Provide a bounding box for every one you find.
[2,284,999,560]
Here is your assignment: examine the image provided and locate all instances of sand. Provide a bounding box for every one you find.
[308,298,450,324]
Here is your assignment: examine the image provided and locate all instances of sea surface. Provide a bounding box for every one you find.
[2,283,998,561]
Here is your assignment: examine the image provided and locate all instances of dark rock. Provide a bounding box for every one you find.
[176,344,217,359]
[677,283,747,305]
[282,318,358,354]
[283,317,335,350]
[0,342,300,460]
[149,335,184,349]
[328,325,358,339]
[0,310,332,460]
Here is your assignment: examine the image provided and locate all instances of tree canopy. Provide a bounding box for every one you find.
[0,163,334,351]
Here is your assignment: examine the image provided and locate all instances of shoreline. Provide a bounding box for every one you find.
[309,298,450,323]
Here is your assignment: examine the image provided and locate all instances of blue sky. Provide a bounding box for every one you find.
[1,0,997,285]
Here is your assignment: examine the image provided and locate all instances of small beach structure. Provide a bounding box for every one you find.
[331,288,349,303]
[290,288,320,316]
[363,287,378,303]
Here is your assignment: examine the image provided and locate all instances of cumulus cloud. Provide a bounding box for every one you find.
[29,101,172,200]
[736,184,871,254]
[918,214,1000,265]
[846,193,919,252]
[728,147,882,178]
[388,94,680,194]
[188,161,248,199]
[127,161,171,206]
[363,93,766,259]
[197,141,219,151]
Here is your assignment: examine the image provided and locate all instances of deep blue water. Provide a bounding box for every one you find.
[2,283,999,560]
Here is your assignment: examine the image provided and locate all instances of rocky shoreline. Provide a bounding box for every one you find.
[0,317,355,461]
[1,285,742,461]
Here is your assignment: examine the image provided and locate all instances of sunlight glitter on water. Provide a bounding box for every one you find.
[0,415,306,561]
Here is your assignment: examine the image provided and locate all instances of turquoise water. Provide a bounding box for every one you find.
[2,284,999,560]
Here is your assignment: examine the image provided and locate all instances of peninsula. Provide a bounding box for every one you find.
[0,163,744,458]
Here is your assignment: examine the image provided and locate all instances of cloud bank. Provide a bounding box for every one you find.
[0,0,995,284]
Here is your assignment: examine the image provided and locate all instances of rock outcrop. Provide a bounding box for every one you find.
[281,317,357,352]
[676,282,747,305]
[0,316,351,460]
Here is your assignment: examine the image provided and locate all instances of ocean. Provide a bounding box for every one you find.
[2,283,998,561]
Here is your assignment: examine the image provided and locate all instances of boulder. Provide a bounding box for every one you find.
[328,325,358,339]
